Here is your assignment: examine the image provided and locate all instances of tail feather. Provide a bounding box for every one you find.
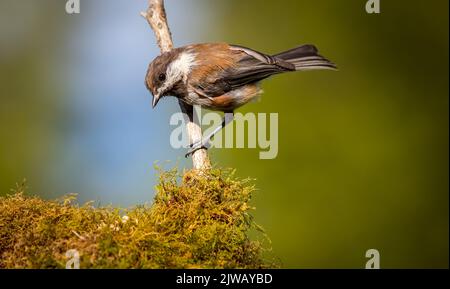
[273,44,337,71]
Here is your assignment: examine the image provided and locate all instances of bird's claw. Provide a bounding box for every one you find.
[185,140,210,158]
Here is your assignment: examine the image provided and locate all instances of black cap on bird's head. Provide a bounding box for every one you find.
[145,49,182,108]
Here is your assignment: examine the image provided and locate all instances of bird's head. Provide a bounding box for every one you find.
[145,48,196,108]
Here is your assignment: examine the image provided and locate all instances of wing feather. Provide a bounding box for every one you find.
[187,43,293,98]
[226,45,294,88]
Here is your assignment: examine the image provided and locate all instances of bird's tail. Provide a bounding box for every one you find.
[273,44,337,71]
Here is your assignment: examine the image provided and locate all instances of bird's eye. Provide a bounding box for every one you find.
[158,73,166,82]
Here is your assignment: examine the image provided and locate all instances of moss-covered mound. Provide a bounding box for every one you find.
[0,169,272,269]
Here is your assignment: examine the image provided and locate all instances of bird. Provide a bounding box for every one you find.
[145,42,336,157]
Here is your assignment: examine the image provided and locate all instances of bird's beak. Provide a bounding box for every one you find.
[152,93,160,108]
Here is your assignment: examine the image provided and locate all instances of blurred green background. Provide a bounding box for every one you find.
[0,0,448,268]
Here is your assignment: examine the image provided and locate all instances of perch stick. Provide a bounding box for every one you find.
[141,0,211,170]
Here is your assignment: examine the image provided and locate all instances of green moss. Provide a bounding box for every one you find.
[0,168,274,269]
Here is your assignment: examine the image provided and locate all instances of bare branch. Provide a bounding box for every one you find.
[142,0,211,170]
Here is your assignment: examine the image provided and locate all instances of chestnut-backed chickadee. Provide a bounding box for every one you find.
[145,42,336,156]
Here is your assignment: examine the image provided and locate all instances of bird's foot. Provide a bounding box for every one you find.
[185,139,211,158]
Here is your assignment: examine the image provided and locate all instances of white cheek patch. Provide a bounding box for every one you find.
[172,52,196,82]
[157,51,196,96]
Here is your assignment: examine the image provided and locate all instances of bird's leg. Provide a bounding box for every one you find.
[185,111,234,158]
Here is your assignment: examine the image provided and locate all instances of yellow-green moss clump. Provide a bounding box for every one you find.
[0,169,272,269]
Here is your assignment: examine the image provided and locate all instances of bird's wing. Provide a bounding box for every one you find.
[224,45,295,89]
[186,43,236,98]
[187,43,294,98]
